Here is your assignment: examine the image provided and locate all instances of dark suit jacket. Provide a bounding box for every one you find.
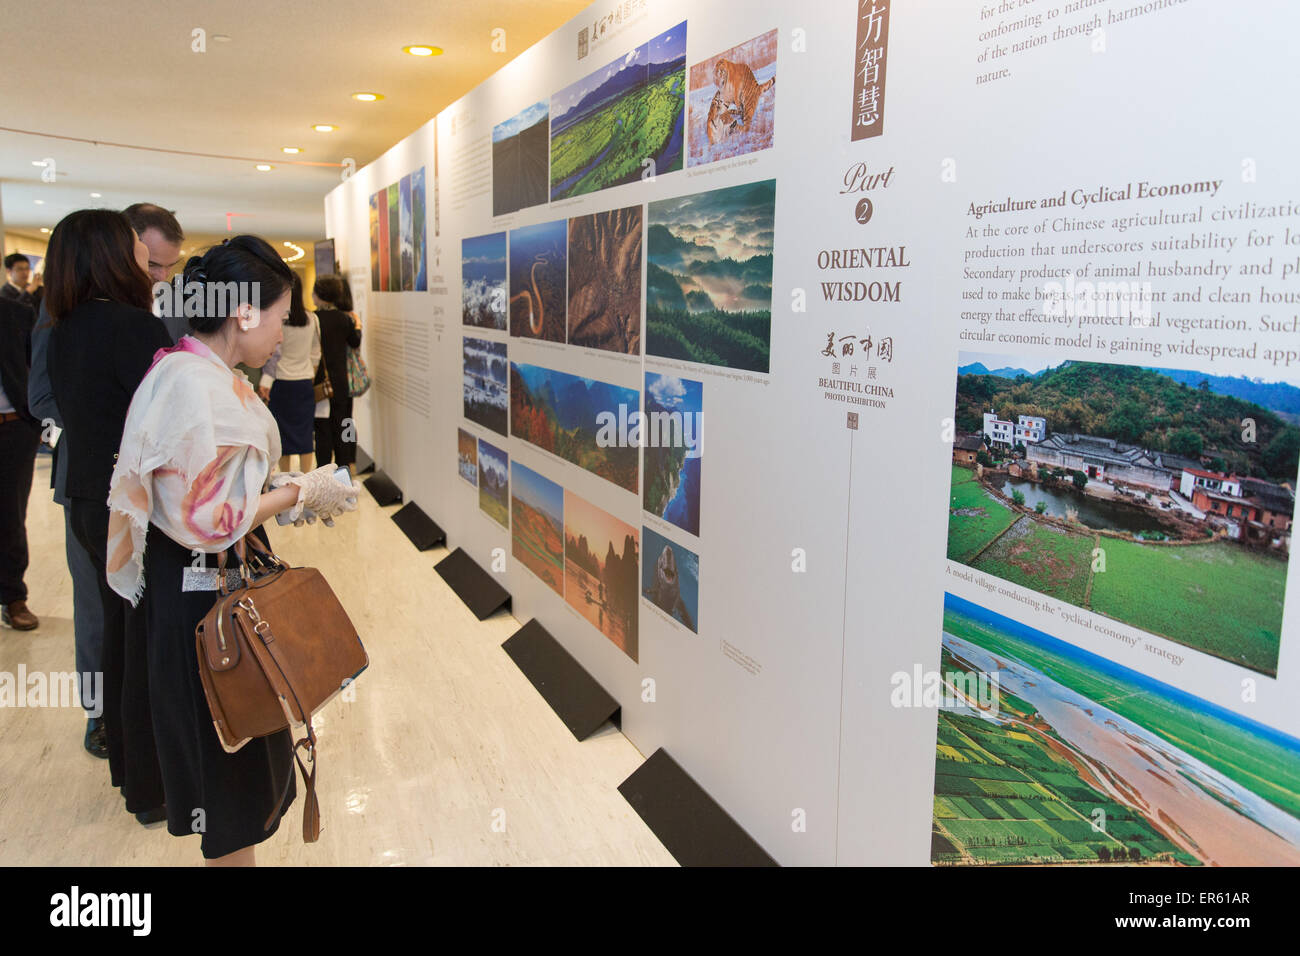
[0,283,34,311]
[49,299,172,503]
[0,297,36,424]
[313,308,362,398]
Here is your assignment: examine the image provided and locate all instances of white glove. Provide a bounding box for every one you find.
[275,465,360,523]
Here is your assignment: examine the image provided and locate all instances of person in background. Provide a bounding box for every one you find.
[311,274,362,476]
[105,236,359,866]
[258,274,320,474]
[28,272,44,317]
[2,254,33,309]
[122,203,185,342]
[46,209,170,821]
[0,294,40,632]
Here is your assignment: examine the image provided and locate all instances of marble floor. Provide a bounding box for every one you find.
[0,454,675,866]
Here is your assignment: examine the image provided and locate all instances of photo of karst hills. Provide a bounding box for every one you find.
[948,354,1298,676]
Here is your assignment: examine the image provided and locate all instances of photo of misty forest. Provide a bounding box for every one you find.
[567,206,642,354]
[510,362,638,493]
[642,372,701,536]
[646,178,775,373]
[948,356,1299,676]
[932,593,1300,866]
[512,461,564,596]
[687,29,777,168]
[641,525,698,632]
[386,183,400,291]
[399,174,414,291]
[462,337,508,436]
[493,101,549,217]
[565,490,639,660]
[509,218,566,342]
[549,21,686,201]
[462,232,507,329]
[368,192,380,291]
[412,167,428,290]
[457,428,477,486]
[477,439,509,528]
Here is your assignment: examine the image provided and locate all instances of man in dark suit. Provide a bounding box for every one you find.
[0,295,40,630]
[2,253,34,310]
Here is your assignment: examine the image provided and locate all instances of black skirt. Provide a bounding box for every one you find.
[267,378,316,456]
[143,524,296,859]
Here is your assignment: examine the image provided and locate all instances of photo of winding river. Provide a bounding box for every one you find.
[932,593,1300,866]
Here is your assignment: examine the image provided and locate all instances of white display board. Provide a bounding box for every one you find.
[327,0,1300,866]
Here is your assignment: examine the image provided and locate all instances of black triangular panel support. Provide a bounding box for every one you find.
[434,547,510,620]
[391,502,446,551]
[618,749,778,867]
[503,619,620,740]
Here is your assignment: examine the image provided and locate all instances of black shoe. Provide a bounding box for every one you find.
[84,718,108,759]
[135,806,167,826]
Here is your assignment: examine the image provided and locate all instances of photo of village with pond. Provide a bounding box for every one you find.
[949,355,1300,676]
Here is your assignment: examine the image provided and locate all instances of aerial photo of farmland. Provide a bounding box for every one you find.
[550,21,685,200]
[932,593,1300,866]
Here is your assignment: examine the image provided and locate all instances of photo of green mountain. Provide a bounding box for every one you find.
[646,179,775,372]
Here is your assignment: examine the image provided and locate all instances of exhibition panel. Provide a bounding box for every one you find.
[325,0,1300,866]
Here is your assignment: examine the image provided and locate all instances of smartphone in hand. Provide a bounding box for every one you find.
[275,467,355,525]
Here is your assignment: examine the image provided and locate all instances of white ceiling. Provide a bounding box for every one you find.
[0,0,589,245]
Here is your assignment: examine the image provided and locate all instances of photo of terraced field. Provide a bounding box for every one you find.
[512,461,564,596]
[549,21,685,200]
[932,593,1300,866]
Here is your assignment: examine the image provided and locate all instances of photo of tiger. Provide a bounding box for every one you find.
[688,29,777,166]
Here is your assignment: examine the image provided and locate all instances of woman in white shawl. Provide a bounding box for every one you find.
[106,236,358,866]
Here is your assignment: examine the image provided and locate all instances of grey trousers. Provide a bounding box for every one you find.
[64,506,105,714]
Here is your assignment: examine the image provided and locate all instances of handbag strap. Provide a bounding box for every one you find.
[215,533,283,595]
[234,599,322,842]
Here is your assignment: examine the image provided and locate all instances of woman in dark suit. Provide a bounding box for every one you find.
[46,209,171,822]
[310,274,362,474]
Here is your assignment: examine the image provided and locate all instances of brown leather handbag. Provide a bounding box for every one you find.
[195,535,368,842]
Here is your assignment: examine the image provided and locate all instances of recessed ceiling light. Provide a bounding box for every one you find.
[352,92,383,102]
[282,146,301,154]
[255,164,273,171]
[404,45,442,56]
[31,160,48,167]
[40,227,50,233]
[312,124,337,133]
[34,199,44,205]
[213,34,232,42]
[90,192,102,198]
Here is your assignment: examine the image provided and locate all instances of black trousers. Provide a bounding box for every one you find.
[314,394,356,467]
[0,418,41,605]
[68,497,165,813]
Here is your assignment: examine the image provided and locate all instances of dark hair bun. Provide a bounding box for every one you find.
[182,236,293,335]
